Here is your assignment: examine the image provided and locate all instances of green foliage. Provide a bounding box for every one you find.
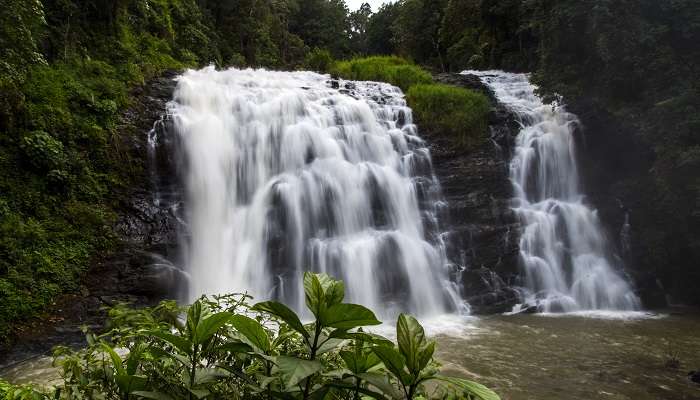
[0,0,365,339]
[17,272,498,399]
[304,49,334,73]
[0,378,48,400]
[331,56,432,92]
[407,84,490,148]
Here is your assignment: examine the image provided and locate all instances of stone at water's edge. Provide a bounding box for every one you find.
[428,73,522,314]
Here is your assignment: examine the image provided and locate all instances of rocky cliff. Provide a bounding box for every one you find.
[426,74,522,314]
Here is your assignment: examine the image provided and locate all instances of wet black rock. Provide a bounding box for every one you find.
[689,371,700,384]
[428,73,522,314]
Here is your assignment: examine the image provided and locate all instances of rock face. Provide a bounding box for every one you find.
[427,73,522,314]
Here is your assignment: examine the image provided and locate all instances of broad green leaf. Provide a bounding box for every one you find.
[372,346,410,386]
[326,380,390,400]
[231,314,271,353]
[314,273,338,292]
[273,327,303,348]
[322,303,381,329]
[341,350,381,374]
[304,272,325,318]
[316,337,348,355]
[357,372,403,399]
[194,311,232,345]
[115,374,148,394]
[146,331,192,355]
[418,340,436,371]
[397,314,425,373]
[430,376,501,400]
[188,388,211,399]
[216,341,253,354]
[193,367,230,385]
[100,343,124,375]
[132,391,175,400]
[325,280,345,306]
[252,301,309,338]
[275,356,323,389]
[340,350,362,373]
[329,330,393,347]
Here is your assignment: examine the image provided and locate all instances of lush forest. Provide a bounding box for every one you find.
[1,0,699,345]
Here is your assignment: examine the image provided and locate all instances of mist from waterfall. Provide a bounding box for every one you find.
[168,67,463,318]
[464,70,641,312]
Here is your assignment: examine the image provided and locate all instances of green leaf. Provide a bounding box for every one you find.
[275,356,323,389]
[430,376,501,400]
[100,343,124,375]
[188,388,211,399]
[316,337,348,355]
[356,372,403,399]
[230,315,271,353]
[133,391,175,400]
[340,348,382,374]
[418,340,435,371]
[186,301,205,338]
[322,303,381,329]
[146,331,192,355]
[325,280,345,306]
[252,301,309,339]
[193,367,230,385]
[115,374,148,394]
[304,272,326,318]
[372,346,410,386]
[340,350,360,373]
[194,311,232,345]
[396,314,425,373]
[126,343,147,375]
[216,341,253,354]
[330,330,393,347]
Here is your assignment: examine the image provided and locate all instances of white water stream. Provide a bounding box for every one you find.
[464,70,641,312]
[168,67,462,318]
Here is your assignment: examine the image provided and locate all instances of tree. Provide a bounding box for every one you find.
[348,2,372,55]
[365,2,400,55]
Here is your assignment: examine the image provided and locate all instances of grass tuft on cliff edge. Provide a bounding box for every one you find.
[330,56,432,92]
[331,56,490,149]
[407,83,490,149]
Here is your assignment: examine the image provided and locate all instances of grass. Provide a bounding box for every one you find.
[407,83,490,148]
[331,56,490,148]
[330,56,433,91]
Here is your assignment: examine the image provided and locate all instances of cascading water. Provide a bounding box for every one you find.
[464,70,641,312]
[168,67,462,318]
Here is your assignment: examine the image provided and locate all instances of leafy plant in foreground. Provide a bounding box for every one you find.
[41,272,500,400]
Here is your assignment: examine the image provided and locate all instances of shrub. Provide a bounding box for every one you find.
[31,272,501,400]
[407,84,490,148]
[330,56,432,91]
[19,130,66,171]
[304,48,334,73]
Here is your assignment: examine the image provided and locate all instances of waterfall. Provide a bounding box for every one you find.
[464,70,640,312]
[167,67,461,318]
